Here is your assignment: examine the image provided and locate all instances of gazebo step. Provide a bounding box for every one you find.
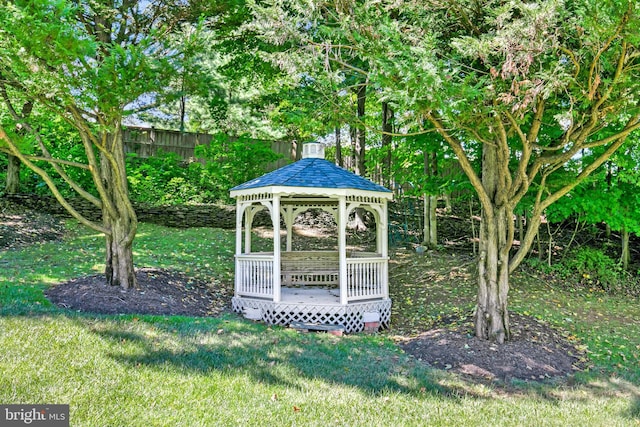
[289,321,345,336]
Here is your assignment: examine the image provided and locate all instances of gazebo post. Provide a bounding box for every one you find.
[338,196,348,305]
[234,201,244,298]
[272,194,282,303]
[235,201,244,255]
[381,199,390,299]
[283,205,294,252]
[243,206,255,254]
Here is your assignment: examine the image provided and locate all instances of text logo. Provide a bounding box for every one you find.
[1,405,69,427]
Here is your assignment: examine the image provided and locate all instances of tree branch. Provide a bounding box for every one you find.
[509,113,640,273]
[0,126,108,234]
[0,83,102,207]
[425,109,493,215]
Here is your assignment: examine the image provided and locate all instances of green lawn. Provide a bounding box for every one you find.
[1,222,639,426]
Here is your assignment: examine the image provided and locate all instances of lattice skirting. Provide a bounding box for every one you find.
[232,297,392,333]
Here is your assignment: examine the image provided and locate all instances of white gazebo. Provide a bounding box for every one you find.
[230,143,393,333]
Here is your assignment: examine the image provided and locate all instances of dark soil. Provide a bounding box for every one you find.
[398,313,584,383]
[1,198,586,383]
[45,268,228,317]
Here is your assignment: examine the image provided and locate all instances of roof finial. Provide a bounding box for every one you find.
[302,142,325,159]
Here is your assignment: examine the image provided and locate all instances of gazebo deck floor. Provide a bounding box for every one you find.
[281,287,341,305]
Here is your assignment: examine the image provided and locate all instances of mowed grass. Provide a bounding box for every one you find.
[0,222,639,426]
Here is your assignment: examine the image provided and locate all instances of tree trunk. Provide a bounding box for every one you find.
[350,81,367,231]
[422,151,438,248]
[294,136,303,160]
[5,154,21,193]
[349,125,356,171]
[470,198,477,256]
[423,194,438,248]
[516,214,524,244]
[536,228,543,261]
[474,143,512,343]
[475,205,511,343]
[100,128,138,289]
[381,102,393,188]
[355,81,366,177]
[621,226,630,271]
[335,126,343,167]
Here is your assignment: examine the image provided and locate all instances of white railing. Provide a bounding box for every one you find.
[235,254,274,299]
[346,258,386,301]
[236,252,388,303]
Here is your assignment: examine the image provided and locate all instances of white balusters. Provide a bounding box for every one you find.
[346,258,385,301]
[236,253,387,302]
[236,254,274,298]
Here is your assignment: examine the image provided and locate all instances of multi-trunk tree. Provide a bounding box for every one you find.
[0,0,204,289]
[252,0,640,342]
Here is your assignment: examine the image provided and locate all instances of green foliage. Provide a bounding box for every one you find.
[124,134,280,205]
[532,246,640,296]
[0,153,6,193]
[4,123,280,205]
[251,0,640,251]
[125,151,215,205]
[195,133,280,202]
[547,147,640,237]
[1,1,187,120]
[266,84,333,142]
[566,247,620,287]
[2,114,94,197]
[141,6,292,139]
[385,132,466,197]
[0,0,208,200]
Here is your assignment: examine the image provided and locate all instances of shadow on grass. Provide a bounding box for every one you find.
[89,314,464,398]
[599,378,640,422]
[630,394,640,420]
[530,373,640,422]
[5,308,640,414]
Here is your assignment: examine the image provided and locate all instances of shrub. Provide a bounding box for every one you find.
[195,134,280,201]
[541,246,640,296]
[126,151,218,205]
[564,247,621,291]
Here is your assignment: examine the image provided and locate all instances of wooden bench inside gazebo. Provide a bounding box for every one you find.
[281,251,339,288]
[230,143,393,333]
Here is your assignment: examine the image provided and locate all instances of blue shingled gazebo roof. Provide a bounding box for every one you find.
[230,157,391,194]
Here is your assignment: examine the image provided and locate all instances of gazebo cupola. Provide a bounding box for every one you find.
[229,142,393,333]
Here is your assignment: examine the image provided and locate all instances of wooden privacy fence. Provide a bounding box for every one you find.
[122,126,294,170]
[122,127,213,159]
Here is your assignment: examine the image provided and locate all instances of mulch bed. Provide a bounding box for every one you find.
[45,268,229,317]
[399,313,586,382]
